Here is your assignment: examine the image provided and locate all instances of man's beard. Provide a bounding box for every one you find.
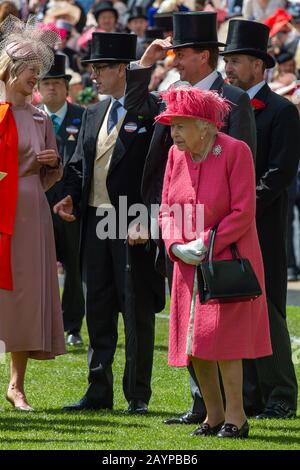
[228,73,255,91]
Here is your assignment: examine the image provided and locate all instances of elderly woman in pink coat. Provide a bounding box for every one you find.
[158,87,272,439]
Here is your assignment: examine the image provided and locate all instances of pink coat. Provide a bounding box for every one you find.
[160,132,272,366]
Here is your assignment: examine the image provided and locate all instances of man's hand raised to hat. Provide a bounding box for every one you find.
[140,37,173,68]
[53,195,76,222]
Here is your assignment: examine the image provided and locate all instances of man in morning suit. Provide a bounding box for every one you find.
[39,54,85,346]
[223,19,299,419]
[124,11,257,425]
[53,33,165,413]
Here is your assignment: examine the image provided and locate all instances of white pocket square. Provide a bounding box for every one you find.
[138,127,147,134]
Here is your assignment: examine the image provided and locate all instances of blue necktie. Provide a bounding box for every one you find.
[51,114,60,135]
[107,101,122,134]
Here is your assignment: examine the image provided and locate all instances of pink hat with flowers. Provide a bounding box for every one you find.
[155,86,231,128]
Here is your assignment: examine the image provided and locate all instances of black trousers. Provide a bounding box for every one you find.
[82,207,155,408]
[166,254,207,415]
[287,198,300,268]
[243,298,298,412]
[51,208,85,335]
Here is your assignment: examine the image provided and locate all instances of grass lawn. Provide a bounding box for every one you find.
[0,304,299,450]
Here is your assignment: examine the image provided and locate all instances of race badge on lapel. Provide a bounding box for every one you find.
[66,125,79,141]
[33,113,44,122]
[124,122,138,133]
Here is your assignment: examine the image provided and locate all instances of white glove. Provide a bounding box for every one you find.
[171,238,207,266]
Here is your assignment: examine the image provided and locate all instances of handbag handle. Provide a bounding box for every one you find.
[206,226,246,274]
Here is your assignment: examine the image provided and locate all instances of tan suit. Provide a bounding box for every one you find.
[89,105,126,208]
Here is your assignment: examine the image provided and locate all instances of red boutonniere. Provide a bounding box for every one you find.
[250,98,266,111]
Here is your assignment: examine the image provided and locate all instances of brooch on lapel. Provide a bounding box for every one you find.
[33,113,44,122]
[66,125,79,141]
[72,118,81,125]
[212,144,222,157]
[124,122,138,133]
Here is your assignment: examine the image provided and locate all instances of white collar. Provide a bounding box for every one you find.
[44,101,68,121]
[193,70,219,90]
[247,81,266,99]
[110,95,125,107]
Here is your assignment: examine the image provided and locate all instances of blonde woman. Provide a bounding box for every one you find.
[0,15,65,411]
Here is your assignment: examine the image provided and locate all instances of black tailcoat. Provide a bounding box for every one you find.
[254,84,300,313]
[243,83,299,413]
[63,99,165,405]
[65,99,163,302]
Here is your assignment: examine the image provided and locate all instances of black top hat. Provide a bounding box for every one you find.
[144,28,164,42]
[81,32,137,63]
[128,6,147,22]
[221,19,275,68]
[168,12,226,49]
[93,1,118,22]
[153,13,173,32]
[42,54,72,81]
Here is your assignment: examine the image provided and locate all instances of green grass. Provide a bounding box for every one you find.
[0,305,299,450]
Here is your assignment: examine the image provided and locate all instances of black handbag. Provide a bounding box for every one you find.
[197,226,262,304]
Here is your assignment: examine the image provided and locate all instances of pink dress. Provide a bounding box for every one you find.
[0,104,65,360]
[160,132,272,366]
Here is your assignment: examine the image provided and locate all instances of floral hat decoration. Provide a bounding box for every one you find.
[0,15,60,79]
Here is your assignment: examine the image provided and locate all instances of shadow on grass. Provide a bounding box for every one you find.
[65,347,87,355]
[0,415,150,432]
[115,343,169,352]
[255,424,300,432]
[0,437,111,445]
[67,344,169,354]
[37,408,177,416]
[250,433,300,446]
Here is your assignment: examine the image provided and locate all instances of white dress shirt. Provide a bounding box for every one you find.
[108,95,127,122]
[193,70,219,90]
[246,80,266,99]
[44,101,68,127]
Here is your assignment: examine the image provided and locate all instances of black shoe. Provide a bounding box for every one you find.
[127,400,148,414]
[164,411,205,425]
[62,396,112,411]
[217,421,249,439]
[192,421,224,436]
[255,401,296,419]
[288,267,298,282]
[244,407,264,418]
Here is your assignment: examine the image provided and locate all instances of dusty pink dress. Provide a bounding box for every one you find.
[0,103,65,360]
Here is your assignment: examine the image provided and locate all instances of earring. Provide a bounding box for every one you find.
[200,136,204,140]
